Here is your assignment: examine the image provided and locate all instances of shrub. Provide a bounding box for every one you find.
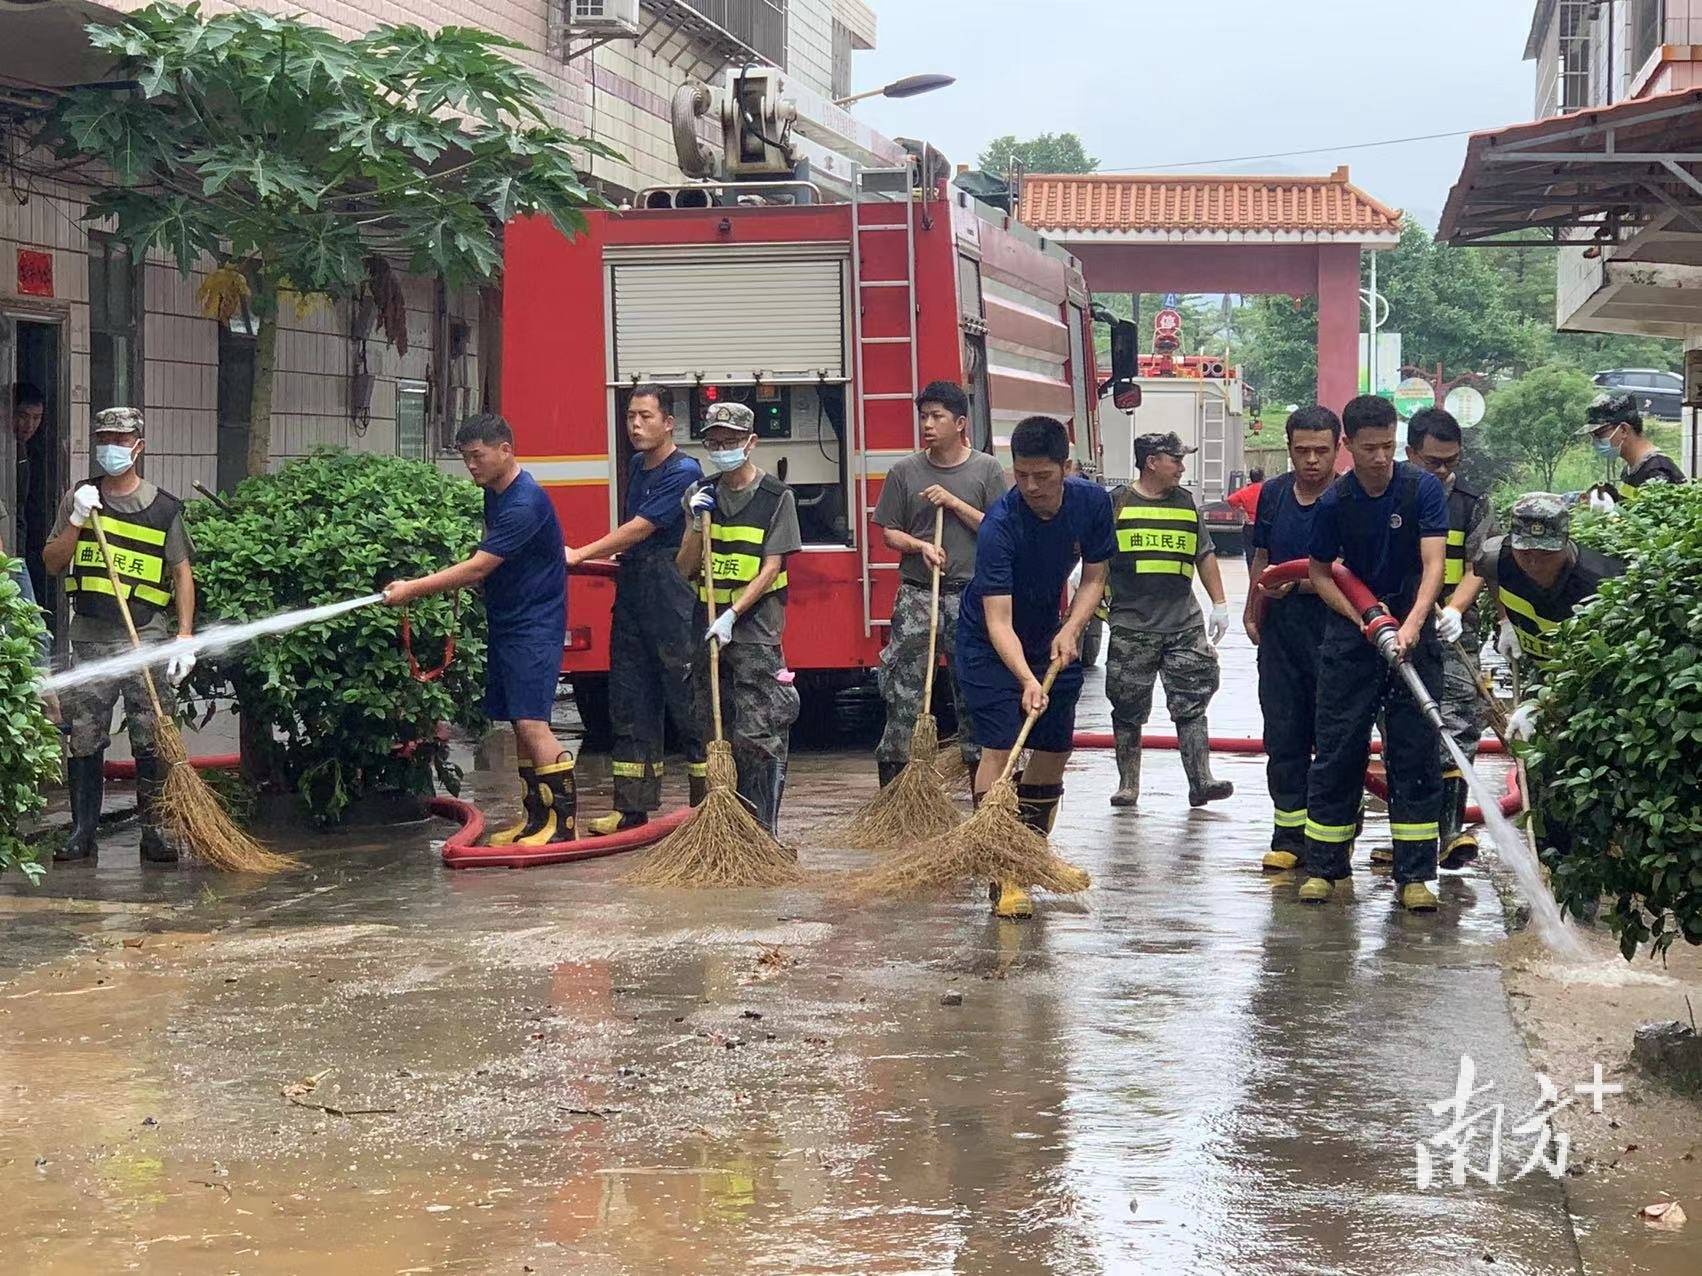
[1533,481,1702,956]
[0,561,61,880]
[183,450,487,823]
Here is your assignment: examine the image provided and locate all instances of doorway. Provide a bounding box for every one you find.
[11,317,65,637]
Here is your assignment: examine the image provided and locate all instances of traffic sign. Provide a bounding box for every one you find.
[1444,384,1486,427]
[1392,376,1436,420]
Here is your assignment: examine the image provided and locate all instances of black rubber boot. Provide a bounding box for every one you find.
[55,752,105,862]
[533,756,577,843]
[738,760,785,835]
[1438,772,1479,869]
[876,758,904,788]
[1179,717,1233,807]
[1110,731,1141,808]
[1015,782,1063,835]
[135,750,178,865]
[688,772,709,807]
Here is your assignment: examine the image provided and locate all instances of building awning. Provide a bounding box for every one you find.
[1020,166,1402,245]
[1437,86,1702,247]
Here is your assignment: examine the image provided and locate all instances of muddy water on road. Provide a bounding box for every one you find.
[0,625,1616,1275]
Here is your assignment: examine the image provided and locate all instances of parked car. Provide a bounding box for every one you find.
[1592,368,1684,420]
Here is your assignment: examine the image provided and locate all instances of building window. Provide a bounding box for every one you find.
[1558,0,1593,112]
[397,379,428,461]
[1629,0,1664,75]
[672,0,788,68]
[831,18,853,99]
[88,233,142,415]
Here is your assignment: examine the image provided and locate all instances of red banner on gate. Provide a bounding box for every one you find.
[17,249,54,298]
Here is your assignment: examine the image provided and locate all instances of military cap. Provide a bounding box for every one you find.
[702,402,756,434]
[1579,391,1640,433]
[93,406,145,437]
[1134,431,1197,466]
[1509,492,1570,551]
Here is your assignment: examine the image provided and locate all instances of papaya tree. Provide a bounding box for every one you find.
[47,2,612,475]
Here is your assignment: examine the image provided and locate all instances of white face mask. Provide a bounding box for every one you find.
[95,442,137,476]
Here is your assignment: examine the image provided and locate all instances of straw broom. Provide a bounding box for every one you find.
[625,510,799,888]
[858,659,1090,898]
[830,508,963,849]
[88,513,296,874]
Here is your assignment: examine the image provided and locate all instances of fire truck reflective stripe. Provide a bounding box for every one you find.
[1116,528,1199,556]
[1391,822,1441,841]
[1116,506,1199,523]
[711,525,767,547]
[92,516,168,546]
[1132,560,1195,577]
[1306,819,1357,844]
[66,575,173,608]
[524,459,609,484]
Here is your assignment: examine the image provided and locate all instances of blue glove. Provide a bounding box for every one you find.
[689,487,717,516]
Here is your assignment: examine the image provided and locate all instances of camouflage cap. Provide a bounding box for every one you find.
[1578,390,1639,434]
[92,406,145,437]
[1509,492,1570,551]
[702,401,755,434]
[1134,431,1197,465]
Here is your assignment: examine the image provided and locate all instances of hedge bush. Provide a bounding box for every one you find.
[183,450,487,823]
[0,561,61,879]
[1535,481,1702,956]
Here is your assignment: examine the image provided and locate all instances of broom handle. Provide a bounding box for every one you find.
[1433,604,1511,746]
[920,506,945,717]
[88,510,169,721]
[700,509,724,744]
[998,658,1064,784]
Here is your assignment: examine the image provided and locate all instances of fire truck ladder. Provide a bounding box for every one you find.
[850,164,921,638]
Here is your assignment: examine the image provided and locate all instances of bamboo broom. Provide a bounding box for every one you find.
[88,512,296,873]
[858,658,1090,898]
[625,509,799,888]
[829,507,963,848]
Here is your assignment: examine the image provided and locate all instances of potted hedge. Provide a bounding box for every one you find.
[0,560,62,879]
[182,450,487,825]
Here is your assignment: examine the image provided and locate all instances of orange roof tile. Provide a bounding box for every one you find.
[1022,166,1402,238]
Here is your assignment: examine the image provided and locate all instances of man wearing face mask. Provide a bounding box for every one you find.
[676,402,802,833]
[42,407,197,864]
[1405,407,1495,871]
[1581,392,1687,494]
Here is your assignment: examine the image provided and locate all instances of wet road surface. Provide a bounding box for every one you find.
[0,604,1604,1274]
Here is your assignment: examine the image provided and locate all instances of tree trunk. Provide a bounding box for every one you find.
[246,277,278,477]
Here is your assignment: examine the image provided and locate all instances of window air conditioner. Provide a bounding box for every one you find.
[571,0,641,35]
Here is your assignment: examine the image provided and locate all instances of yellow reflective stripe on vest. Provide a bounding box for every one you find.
[1444,528,1467,586]
[1501,588,1556,658]
[710,550,761,584]
[1132,560,1195,577]
[94,515,168,547]
[66,574,172,609]
[704,571,789,605]
[73,538,164,584]
[1116,505,1199,523]
[1116,526,1200,556]
[710,524,767,546]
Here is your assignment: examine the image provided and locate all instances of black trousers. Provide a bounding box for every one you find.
[1257,595,1326,854]
[609,557,705,814]
[1302,612,1444,886]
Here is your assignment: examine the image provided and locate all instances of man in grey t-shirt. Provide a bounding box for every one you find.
[869,380,1009,784]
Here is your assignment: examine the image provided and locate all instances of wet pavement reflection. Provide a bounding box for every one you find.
[1,599,1598,1274]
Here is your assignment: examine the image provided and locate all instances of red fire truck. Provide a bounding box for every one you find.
[502,149,1104,732]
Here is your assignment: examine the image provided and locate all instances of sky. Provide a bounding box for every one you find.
[850,0,1537,230]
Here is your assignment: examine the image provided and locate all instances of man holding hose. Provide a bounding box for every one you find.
[955,415,1113,919]
[42,407,196,865]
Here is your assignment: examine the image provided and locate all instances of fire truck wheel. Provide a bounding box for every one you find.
[569,674,613,747]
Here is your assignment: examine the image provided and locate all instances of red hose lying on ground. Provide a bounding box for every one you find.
[433,799,692,869]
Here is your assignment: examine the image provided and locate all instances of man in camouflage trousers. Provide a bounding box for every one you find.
[871,381,1008,785]
[1105,432,1234,809]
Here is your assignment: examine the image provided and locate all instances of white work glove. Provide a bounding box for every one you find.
[705,610,737,647]
[1588,488,1617,515]
[69,485,103,528]
[1507,700,1542,742]
[1207,602,1230,646]
[1436,606,1464,644]
[166,648,196,687]
[1496,617,1523,662]
[689,487,717,516]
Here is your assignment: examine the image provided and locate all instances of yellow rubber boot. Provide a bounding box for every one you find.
[989,879,1034,919]
[1298,877,1334,904]
[585,810,647,838]
[1262,850,1300,872]
[485,763,537,846]
[1399,882,1439,912]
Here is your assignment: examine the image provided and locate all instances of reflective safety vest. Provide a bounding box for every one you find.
[64,483,181,628]
[700,474,789,608]
[1496,539,1623,665]
[1110,489,1202,583]
[1443,481,1484,588]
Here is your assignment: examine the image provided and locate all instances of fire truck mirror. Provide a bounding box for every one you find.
[1112,380,1142,411]
[1107,318,1140,387]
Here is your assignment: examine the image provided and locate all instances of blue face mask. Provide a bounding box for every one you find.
[707,445,748,473]
[95,442,136,476]
[1593,435,1618,458]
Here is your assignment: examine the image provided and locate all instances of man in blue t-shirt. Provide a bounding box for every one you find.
[565,384,705,834]
[957,415,1114,919]
[1298,395,1449,912]
[1244,405,1340,873]
[386,413,573,845]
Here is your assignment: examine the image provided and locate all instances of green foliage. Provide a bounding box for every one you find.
[1475,363,1598,492]
[978,132,1098,175]
[1483,245,1682,373]
[48,3,612,293]
[0,563,60,881]
[1532,482,1702,956]
[182,451,487,823]
[1237,294,1318,410]
[1090,292,1222,365]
